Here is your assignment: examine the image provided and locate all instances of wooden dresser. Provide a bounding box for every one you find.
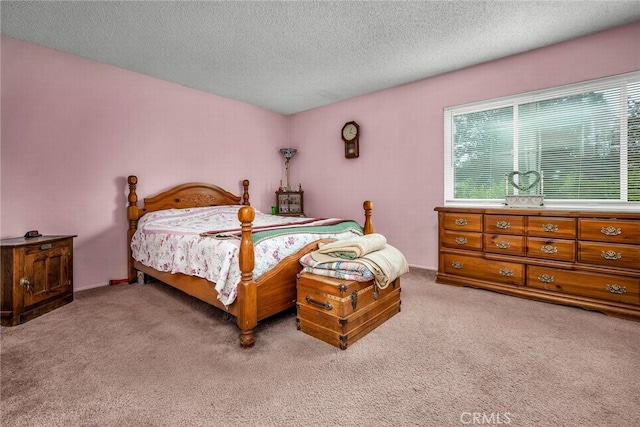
[1,235,75,326]
[434,207,640,321]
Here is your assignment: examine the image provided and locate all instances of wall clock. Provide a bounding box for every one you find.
[341,121,360,158]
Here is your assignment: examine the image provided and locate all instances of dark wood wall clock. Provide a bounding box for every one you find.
[341,121,360,158]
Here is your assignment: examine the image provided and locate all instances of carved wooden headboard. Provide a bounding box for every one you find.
[127,175,250,220]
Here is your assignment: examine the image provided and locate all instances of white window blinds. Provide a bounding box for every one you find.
[444,72,640,208]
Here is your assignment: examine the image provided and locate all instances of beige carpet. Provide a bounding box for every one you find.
[2,269,639,427]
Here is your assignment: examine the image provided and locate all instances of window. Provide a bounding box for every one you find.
[444,72,640,209]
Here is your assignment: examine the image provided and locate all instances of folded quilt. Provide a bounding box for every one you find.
[299,253,375,282]
[310,243,409,289]
[316,233,387,259]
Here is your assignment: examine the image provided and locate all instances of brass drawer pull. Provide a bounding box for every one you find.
[606,284,627,294]
[455,237,468,245]
[499,268,513,277]
[496,242,511,249]
[305,295,333,311]
[541,245,558,254]
[40,243,52,250]
[601,226,622,236]
[537,274,554,284]
[455,218,468,226]
[451,261,464,269]
[601,250,622,260]
[542,224,558,232]
[496,221,511,229]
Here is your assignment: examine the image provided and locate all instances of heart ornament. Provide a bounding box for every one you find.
[507,171,541,192]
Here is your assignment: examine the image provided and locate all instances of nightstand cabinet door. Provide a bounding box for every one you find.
[23,240,73,307]
[276,190,304,216]
[1,235,75,326]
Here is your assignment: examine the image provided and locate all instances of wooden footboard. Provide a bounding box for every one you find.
[126,175,373,348]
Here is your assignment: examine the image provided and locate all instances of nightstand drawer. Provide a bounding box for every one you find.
[528,217,576,239]
[527,265,639,304]
[442,230,483,251]
[579,219,640,244]
[443,253,524,286]
[484,234,525,256]
[578,241,640,270]
[484,215,524,235]
[442,213,483,232]
[526,237,575,262]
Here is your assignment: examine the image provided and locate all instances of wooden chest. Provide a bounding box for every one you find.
[296,273,401,349]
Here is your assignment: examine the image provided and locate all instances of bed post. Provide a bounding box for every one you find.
[241,179,250,205]
[127,176,140,283]
[237,205,258,348]
[363,200,374,235]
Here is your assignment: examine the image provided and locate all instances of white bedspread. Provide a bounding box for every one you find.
[130,206,363,306]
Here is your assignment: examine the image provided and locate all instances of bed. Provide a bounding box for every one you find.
[126,175,374,348]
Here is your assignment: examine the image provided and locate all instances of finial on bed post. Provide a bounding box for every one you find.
[237,205,257,348]
[242,179,250,206]
[127,176,140,283]
[363,200,374,235]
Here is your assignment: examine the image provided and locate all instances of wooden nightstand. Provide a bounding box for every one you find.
[276,190,304,216]
[1,235,76,326]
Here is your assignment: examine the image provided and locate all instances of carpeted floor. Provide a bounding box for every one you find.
[1,268,639,427]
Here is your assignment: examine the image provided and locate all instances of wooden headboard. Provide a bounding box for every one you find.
[127,175,250,220]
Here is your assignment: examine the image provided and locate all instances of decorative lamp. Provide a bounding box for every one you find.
[279,148,297,190]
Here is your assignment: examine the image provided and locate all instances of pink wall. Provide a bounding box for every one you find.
[1,36,288,290]
[289,21,640,270]
[2,22,638,290]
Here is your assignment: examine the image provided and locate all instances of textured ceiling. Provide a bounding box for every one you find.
[2,1,640,115]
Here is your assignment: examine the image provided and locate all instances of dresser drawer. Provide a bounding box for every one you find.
[527,265,639,305]
[579,219,640,244]
[442,213,483,232]
[442,230,483,251]
[526,237,576,262]
[443,253,524,286]
[527,217,576,239]
[483,234,525,256]
[484,215,524,235]
[578,241,640,270]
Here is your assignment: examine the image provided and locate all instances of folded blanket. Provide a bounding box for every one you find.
[317,233,387,260]
[311,243,409,289]
[299,253,375,282]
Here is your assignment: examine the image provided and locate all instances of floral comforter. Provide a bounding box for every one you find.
[130,206,363,306]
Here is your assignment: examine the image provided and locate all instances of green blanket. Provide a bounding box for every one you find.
[251,220,363,245]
